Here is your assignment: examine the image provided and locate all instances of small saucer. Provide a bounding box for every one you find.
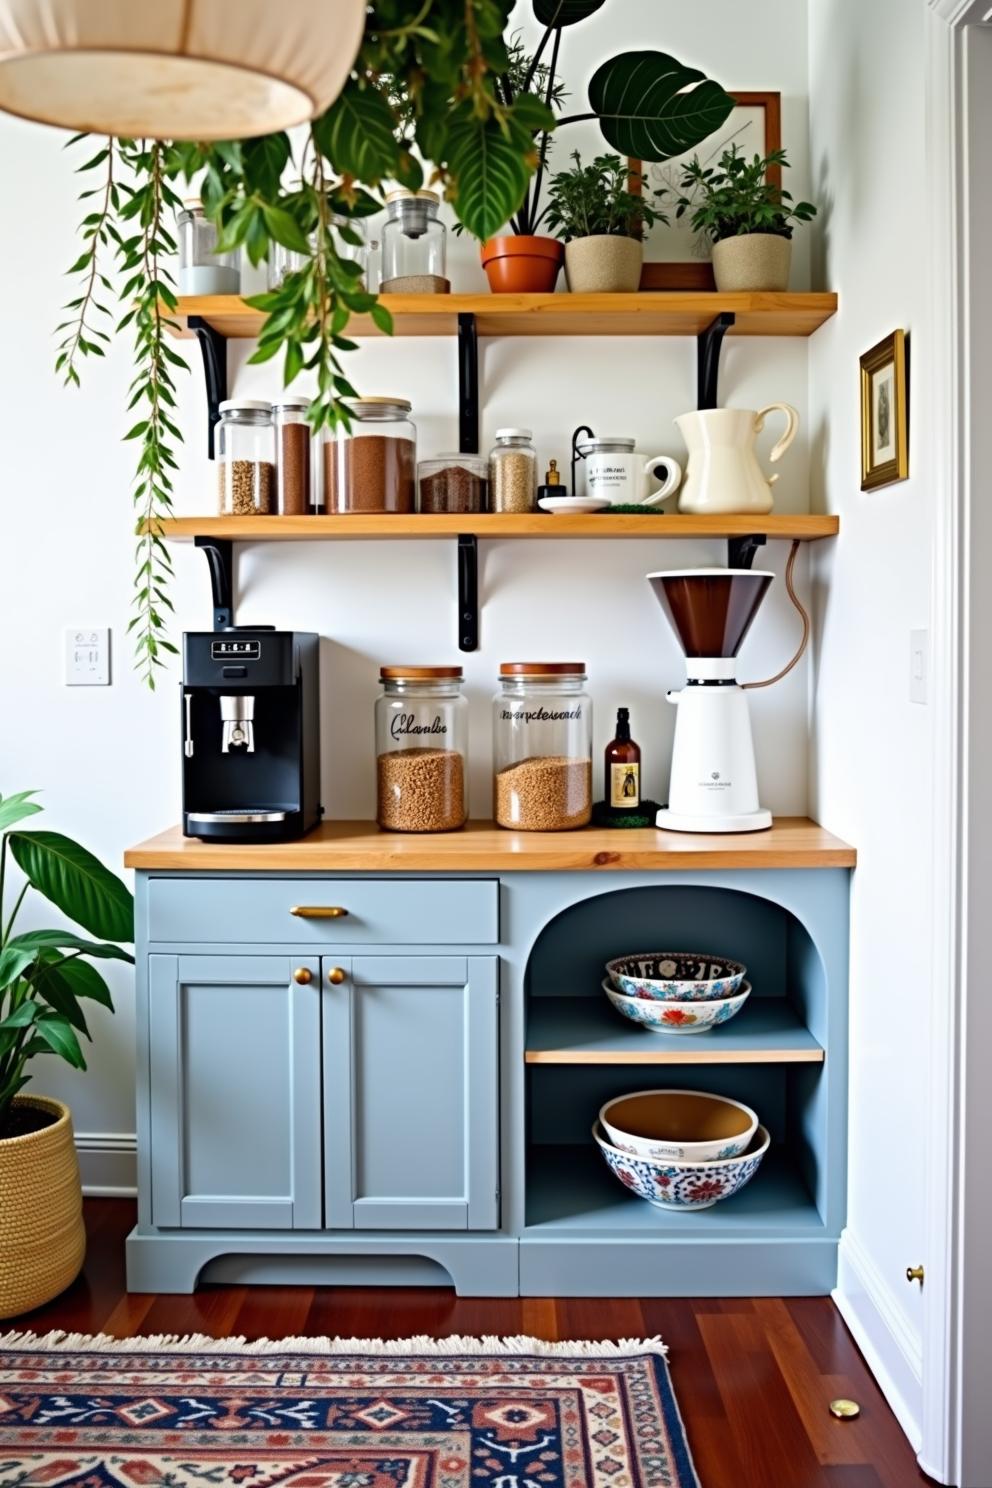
[538,496,611,514]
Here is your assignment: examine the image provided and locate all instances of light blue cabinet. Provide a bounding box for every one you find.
[323,956,500,1231]
[147,953,322,1231]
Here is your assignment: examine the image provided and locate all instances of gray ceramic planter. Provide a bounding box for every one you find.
[564,235,643,293]
[711,233,792,292]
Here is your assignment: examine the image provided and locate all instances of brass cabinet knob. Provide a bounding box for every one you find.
[327,966,347,985]
[290,905,348,919]
[906,1265,925,1285]
[293,967,313,985]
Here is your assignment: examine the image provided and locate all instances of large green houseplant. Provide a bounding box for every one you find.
[0,789,134,1316]
[55,0,733,682]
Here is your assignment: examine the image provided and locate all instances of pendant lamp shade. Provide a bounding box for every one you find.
[0,0,367,139]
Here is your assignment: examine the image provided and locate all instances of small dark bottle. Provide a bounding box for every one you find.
[605,707,641,810]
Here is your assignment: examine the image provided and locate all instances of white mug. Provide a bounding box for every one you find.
[578,438,683,507]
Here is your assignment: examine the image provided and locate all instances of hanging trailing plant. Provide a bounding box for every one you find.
[55,0,732,685]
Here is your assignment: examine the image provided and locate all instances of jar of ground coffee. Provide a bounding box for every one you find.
[324,397,416,513]
[418,453,488,512]
[272,395,311,515]
[493,663,592,831]
[376,666,468,832]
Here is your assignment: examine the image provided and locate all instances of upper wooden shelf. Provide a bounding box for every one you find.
[171,291,838,341]
[125,817,856,872]
[146,512,839,543]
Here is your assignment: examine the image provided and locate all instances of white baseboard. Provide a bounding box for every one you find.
[833,1227,924,1453]
[75,1131,137,1197]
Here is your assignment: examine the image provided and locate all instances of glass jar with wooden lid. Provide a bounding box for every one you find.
[375,666,468,832]
[323,397,416,513]
[493,663,592,831]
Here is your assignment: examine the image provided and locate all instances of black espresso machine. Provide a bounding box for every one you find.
[181,627,321,842]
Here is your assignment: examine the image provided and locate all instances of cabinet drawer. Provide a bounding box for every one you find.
[145,877,499,946]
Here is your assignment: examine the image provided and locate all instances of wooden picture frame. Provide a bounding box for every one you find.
[628,91,782,292]
[860,330,909,490]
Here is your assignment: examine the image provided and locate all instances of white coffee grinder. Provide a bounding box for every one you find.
[647,562,807,833]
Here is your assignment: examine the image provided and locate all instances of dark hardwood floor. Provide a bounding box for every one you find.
[4,1199,931,1488]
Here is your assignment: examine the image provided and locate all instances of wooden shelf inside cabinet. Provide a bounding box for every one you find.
[169,291,838,340]
[525,997,824,1065]
[143,513,840,543]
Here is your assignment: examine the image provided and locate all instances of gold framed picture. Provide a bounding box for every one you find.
[860,330,909,490]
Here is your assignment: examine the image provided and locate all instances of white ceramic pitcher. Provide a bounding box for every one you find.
[674,404,799,515]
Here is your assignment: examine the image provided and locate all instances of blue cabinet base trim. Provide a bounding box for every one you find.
[519,1237,839,1297]
[125,1228,519,1297]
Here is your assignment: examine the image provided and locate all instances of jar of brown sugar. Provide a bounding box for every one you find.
[272,395,311,515]
[324,397,416,513]
[493,663,592,831]
[216,399,274,515]
[376,666,468,832]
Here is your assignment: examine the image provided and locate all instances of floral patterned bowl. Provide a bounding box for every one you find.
[599,1089,759,1162]
[605,952,747,1002]
[602,977,750,1034]
[593,1121,771,1211]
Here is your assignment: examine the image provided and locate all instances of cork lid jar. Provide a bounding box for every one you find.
[493,664,592,832]
[375,666,468,833]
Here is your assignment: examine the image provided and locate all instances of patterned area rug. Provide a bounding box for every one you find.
[0,1331,698,1488]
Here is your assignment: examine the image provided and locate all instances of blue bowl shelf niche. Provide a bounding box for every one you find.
[519,881,847,1297]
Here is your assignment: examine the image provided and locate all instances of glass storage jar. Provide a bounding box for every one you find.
[177,200,240,295]
[490,428,537,513]
[216,399,274,514]
[380,190,448,293]
[323,397,416,513]
[494,663,592,831]
[272,395,311,515]
[267,218,367,290]
[376,666,468,832]
[418,453,488,513]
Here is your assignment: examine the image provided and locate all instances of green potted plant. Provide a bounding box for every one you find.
[675,143,817,292]
[0,790,134,1317]
[544,151,667,293]
[479,3,733,293]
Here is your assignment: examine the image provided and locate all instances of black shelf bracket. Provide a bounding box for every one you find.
[188,315,228,458]
[697,311,735,409]
[728,533,767,570]
[458,312,479,455]
[195,536,235,630]
[457,534,479,652]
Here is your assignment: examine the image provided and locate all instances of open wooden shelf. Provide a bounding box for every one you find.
[525,997,824,1065]
[145,512,839,543]
[171,290,838,341]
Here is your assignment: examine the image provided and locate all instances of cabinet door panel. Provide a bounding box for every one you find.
[149,954,321,1230]
[323,956,498,1231]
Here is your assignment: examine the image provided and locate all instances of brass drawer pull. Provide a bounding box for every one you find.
[292,967,313,985]
[290,905,349,919]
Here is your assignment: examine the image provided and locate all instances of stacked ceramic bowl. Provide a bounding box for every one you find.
[603,951,750,1034]
[594,1089,769,1211]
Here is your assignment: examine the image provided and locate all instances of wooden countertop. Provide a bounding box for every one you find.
[124,818,855,872]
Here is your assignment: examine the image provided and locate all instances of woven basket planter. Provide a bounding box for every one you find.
[0,1095,85,1318]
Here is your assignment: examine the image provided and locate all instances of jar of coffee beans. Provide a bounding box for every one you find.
[216,399,274,515]
[324,397,417,513]
[494,663,592,831]
[490,428,537,512]
[272,395,311,515]
[376,666,468,832]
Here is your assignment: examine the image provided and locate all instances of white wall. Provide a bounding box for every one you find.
[0,2,813,1170]
[807,0,931,1448]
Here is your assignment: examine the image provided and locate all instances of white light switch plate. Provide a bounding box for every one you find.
[65,626,110,686]
[910,628,928,704]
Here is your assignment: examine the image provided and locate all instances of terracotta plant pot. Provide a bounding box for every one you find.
[564,235,643,293]
[0,1095,85,1318]
[481,235,563,294]
[711,233,792,292]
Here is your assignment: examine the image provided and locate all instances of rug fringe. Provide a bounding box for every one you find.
[0,1329,667,1359]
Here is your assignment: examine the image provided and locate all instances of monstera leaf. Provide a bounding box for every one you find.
[589,51,734,161]
[533,0,606,24]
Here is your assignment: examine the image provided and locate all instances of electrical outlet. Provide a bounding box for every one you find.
[65,627,110,686]
[910,628,928,704]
